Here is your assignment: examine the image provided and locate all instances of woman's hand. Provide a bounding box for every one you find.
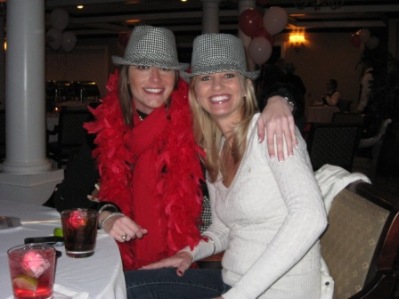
[101,212,148,243]
[258,96,297,161]
[141,251,193,276]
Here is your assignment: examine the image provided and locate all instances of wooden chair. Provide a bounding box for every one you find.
[47,108,91,168]
[320,181,399,299]
[307,123,362,171]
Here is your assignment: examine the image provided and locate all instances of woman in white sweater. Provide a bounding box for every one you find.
[124,33,328,299]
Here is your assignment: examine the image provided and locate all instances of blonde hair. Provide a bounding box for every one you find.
[188,74,259,182]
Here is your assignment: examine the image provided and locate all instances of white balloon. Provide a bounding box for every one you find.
[46,27,62,50]
[366,36,379,49]
[62,31,77,52]
[358,28,371,43]
[263,6,288,36]
[50,9,69,31]
[248,37,272,65]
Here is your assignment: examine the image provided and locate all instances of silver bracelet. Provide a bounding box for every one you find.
[98,212,124,230]
[98,203,119,215]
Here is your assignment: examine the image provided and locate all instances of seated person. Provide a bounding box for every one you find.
[322,79,342,107]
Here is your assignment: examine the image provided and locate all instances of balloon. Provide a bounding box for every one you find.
[358,28,371,43]
[255,27,274,44]
[248,37,272,65]
[263,6,288,35]
[50,9,69,31]
[62,31,77,52]
[239,9,263,37]
[46,27,62,51]
[350,32,361,48]
[366,36,379,49]
[118,32,131,48]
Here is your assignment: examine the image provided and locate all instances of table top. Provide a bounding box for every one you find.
[306,105,340,123]
[0,200,126,299]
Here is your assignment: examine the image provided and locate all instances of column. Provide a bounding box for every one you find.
[0,0,63,204]
[201,0,221,33]
[0,15,5,109]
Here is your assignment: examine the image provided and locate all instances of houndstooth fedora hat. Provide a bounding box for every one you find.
[112,25,188,71]
[183,33,259,80]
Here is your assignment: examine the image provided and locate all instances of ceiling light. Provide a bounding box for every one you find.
[77,5,84,10]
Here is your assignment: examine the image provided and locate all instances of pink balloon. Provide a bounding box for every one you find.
[248,37,272,65]
[263,6,288,35]
[358,28,371,43]
[62,31,77,52]
[239,9,263,37]
[50,9,69,31]
[46,27,62,51]
[366,36,379,49]
[350,33,361,48]
[255,27,274,44]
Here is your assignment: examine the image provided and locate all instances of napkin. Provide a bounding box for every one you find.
[7,284,89,299]
[53,284,89,299]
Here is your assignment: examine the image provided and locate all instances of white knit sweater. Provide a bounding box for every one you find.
[189,114,328,299]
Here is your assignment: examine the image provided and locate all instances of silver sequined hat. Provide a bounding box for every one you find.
[112,25,188,71]
[183,33,259,80]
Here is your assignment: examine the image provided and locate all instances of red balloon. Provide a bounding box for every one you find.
[239,9,263,37]
[255,27,274,44]
[350,33,361,48]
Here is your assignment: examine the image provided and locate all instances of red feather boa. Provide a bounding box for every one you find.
[85,71,204,270]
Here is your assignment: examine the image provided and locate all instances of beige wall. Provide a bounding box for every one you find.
[279,32,364,114]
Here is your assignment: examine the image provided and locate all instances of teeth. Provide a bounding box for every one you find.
[211,95,228,102]
[145,88,163,93]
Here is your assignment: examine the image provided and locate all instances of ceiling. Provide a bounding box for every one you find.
[2,0,399,41]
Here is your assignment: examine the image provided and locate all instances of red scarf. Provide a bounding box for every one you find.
[85,71,204,270]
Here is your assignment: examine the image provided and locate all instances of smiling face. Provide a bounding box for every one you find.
[193,71,246,127]
[128,65,176,114]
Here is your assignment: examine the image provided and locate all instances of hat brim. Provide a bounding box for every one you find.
[181,66,260,82]
[112,55,188,71]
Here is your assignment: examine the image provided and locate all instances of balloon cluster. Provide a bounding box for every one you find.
[46,9,77,52]
[239,6,288,65]
[350,28,379,50]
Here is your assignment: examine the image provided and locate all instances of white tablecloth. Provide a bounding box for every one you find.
[0,200,126,299]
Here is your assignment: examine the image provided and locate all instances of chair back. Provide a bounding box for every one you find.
[307,123,361,171]
[47,108,91,167]
[332,112,365,126]
[58,109,91,148]
[321,181,399,299]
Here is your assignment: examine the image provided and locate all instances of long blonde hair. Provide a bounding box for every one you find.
[188,74,259,182]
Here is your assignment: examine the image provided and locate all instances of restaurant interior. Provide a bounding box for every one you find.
[1,0,399,298]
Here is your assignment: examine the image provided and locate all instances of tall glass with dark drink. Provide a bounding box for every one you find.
[61,208,98,258]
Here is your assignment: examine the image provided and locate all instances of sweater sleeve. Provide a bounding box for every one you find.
[186,179,230,261]
[223,128,328,299]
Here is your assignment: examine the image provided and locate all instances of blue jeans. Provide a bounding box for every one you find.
[124,268,230,299]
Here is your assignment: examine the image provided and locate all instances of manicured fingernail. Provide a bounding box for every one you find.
[258,138,262,143]
[177,270,183,276]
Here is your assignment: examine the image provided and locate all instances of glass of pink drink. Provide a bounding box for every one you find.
[8,243,56,299]
[61,208,98,258]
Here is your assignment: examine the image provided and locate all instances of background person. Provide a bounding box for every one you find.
[322,78,342,107]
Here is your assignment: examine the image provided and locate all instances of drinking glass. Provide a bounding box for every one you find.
[8,243,56,299]
[61,208,98,258]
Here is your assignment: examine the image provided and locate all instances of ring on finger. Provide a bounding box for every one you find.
[121,233,127,241]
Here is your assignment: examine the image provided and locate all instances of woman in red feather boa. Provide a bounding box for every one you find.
[84,26,297,271]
